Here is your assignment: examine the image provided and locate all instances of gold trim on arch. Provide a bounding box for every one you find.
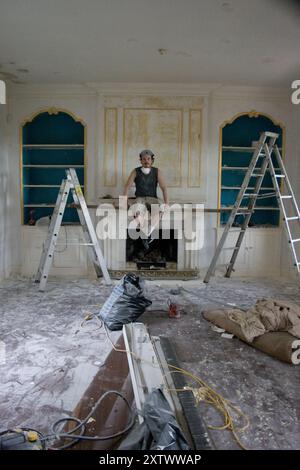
[20,107,87,225]
[20,107,87,126]
[219,110,285,130]
[217,110,286,227]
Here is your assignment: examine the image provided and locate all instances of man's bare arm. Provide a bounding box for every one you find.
[157,169,169,204]
[123,169,137,196]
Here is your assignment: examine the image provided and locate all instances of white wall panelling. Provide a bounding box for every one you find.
[3,83,299,279]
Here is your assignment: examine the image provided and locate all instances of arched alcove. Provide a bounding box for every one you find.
[219,112,284,226]
[21,109,85,224]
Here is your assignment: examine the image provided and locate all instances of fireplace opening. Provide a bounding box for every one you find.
[126,229,178,269]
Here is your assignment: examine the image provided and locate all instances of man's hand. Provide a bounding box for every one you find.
[160,203,169,214]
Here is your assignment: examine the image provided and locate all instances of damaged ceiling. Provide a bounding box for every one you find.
[0,0,299,86]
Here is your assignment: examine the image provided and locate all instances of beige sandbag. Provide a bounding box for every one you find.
[202,309,300,365]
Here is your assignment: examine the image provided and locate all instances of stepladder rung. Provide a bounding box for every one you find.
[255,192,277,201]
[264,131,279,138]
[280,195,292,199]
[285,216,299,221]
[274,174,285,178]
[242,192,276,200]
[55,242,95,246]
[290,238,300,244]
[222,246,240,251]
[235,210,253,215]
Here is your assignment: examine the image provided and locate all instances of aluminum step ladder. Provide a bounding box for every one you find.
[35,168,111,291]
[204,131,300,283]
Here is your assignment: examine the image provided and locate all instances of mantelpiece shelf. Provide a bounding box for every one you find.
[23,165,84,168]
[221,206,280,211]
[222,146,282,152]
[221,186,274,190]
[222,166,281,171]
[23,144,84,149]
[24,184,84,188]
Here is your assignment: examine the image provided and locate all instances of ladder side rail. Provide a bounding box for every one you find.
[68,169,111,285]
[273,146,300,222]
[225,140,275,277]
[35,178,69,282]
[46,179,69,236]
[241,136,278,223]
[67,170,106,278]
[266,146,300,274]
[37,180,71,290]
[203,133,268,283]
[267,145,292,232]
[247,137,277,216]
[70,185,102,278]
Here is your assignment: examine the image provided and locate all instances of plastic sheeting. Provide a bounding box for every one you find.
[99,273,152,331]
[119,388,190,450]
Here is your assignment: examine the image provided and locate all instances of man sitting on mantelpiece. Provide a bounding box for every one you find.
[123,149,169,247]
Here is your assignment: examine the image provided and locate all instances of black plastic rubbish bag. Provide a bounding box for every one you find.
[119,388,190,450]
[99,272,152,331]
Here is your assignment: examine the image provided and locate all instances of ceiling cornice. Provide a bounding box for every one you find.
[212,85,291,101]
[10,83,97,97]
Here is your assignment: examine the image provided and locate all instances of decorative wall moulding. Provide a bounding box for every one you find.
[86,82,221,96]
[122,108,183,187]
[103,94,204,109]
[212,85,290,101]
[0,80,6,104]
[104,108,118,187]
[102,101,202,190]
[10,83,97,97]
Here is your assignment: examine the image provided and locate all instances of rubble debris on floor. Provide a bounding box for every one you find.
[0,276,300,450]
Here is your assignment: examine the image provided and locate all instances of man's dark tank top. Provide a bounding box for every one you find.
[134,167,158,198]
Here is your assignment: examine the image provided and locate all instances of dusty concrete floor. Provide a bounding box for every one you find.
[0,278,121,438]
[143,276,300,450]
[0,275,300,450]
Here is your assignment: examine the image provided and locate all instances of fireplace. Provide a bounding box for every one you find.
[126,229,178,270]
[100,204,203,278]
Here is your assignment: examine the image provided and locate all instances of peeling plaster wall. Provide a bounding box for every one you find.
[0,95,11,280]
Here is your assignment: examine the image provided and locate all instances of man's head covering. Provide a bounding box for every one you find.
[139,149,155,158]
